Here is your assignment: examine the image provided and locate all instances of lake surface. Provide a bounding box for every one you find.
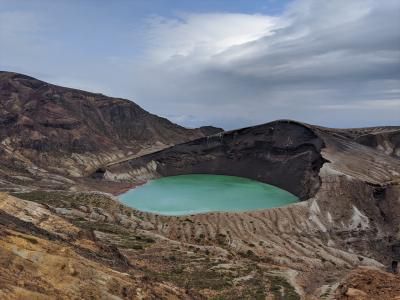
[119,174,299,215]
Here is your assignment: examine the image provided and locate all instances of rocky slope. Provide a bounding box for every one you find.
[335,267,400,299]
[91,120,400,298]
[353,128,400,158]
[0,72,221,183]
[1,190,306,299]
[0,192,192,299]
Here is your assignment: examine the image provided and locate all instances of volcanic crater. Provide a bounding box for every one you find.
[1,72,400,299]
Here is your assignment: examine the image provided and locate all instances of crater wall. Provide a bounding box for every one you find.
[101,121,326,200]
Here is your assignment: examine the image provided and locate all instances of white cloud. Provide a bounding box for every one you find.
[129,0,400,129]
[144,13,282,62]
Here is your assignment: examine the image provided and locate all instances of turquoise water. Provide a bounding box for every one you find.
[119,174,299,216]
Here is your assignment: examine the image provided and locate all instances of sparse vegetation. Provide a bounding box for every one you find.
[268,275,300,300]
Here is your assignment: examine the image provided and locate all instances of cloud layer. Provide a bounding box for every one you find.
[129,0,400,128]
[1,0,399,129]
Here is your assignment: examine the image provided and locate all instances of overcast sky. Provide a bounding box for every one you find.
[1,0,399,129]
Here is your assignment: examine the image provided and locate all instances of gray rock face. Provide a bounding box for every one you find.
[355,129,400,158]
[198,125,224,136]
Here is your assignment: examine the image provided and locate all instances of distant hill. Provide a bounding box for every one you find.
[0,71,222,178]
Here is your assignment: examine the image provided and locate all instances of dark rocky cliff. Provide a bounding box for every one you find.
[95,121,400,202]
[101,120,327,200]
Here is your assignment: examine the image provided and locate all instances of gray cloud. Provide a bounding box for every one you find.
[1,0,399,129]
[129,0,400,128]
